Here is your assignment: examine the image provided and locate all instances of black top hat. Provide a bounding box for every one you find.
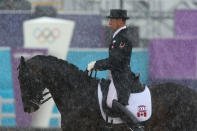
[107,9,129,19]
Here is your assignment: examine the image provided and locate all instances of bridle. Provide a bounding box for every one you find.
[40,92,52,104]
[28,91,52,108]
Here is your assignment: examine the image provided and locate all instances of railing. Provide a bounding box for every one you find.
[0,97,15,126]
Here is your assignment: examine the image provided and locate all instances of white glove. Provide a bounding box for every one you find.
[87,61,96,71]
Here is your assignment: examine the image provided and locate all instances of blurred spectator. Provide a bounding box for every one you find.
[0,0,31,10]
[0,0,12,10]
[12,0,31,10]
[32,6,57,18]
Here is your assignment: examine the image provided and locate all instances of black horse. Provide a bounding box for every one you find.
[18,55,197,131]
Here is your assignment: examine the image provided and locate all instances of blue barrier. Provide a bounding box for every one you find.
[0,48,12,90]
[67,49,149,83]
[67,49,109,79]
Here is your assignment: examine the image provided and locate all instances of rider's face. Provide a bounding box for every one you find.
[109,18,119,31]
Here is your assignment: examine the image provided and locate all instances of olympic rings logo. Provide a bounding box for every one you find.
[33,28,61,44]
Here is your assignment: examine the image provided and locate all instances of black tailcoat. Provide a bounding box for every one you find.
[94,28,144,105]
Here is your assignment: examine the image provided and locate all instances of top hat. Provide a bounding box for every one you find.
[107,9,129,19]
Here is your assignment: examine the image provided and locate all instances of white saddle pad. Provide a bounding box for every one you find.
[98,81,152,124]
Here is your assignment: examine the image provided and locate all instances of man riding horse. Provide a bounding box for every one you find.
[87,9,146,130]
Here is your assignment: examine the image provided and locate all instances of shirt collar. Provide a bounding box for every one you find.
[113,26,127,38]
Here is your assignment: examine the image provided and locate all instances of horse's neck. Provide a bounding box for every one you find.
[43,62,99,113]
[49,78,99,115]
[48,87,68,114]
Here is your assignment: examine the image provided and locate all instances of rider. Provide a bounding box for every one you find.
[87,10,146,130]
[87,9,145,107]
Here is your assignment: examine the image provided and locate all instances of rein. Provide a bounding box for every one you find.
[86,69,97,79]
[30,91,52,106]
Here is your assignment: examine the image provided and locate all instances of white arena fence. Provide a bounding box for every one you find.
[0,97,15,126]
[0,97,61,127]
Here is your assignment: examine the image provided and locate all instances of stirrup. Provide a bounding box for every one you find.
[103,114,113,131]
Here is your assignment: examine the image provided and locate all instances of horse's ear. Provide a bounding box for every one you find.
[20,56,25,65]
[17,56,26,70]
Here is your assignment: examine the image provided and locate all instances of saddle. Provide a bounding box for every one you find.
[100,74,151,118]
[100,73,145,118]
[98,74,151,131]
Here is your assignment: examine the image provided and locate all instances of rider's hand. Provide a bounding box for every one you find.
[87,61,96,71]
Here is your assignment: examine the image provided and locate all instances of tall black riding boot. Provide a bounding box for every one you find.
[112,100,144,131]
